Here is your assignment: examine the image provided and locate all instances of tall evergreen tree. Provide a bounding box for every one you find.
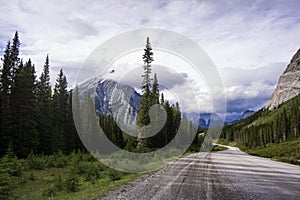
[163,101,174,145]
[52,69,68,152]
[72,86,84,151]
[151,73,159,104]
[160,93,164,105]
[0,32,21,156]
[173,102,181,133]
[137,37,154,150]
[141,37,154,94]
[36,55,53,154]
[10,59,39,157]
[10,32,20,81]
[0,41,12,155]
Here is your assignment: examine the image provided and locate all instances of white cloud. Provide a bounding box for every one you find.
[0,0,299,113]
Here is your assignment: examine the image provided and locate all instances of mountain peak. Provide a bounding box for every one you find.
[266,48,300,110]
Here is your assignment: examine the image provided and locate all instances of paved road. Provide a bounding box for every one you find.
[101,146,300,200]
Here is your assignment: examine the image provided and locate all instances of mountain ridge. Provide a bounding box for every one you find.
[266,48,300,110]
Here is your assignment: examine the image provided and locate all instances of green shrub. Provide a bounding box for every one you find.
[46,151,68,168]
[107,169,123,181]
[85,163,101,182]
[42,175,63,197]
[65,173,80,192]
[76,162,101,182]
[0,149,23,177]
[0,173,16,200]
[42,186,56,197]
[26,152,46,170]
[29,172,36,181]
[54,175,63,191]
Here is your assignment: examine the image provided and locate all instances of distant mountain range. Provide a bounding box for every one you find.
[78,78,254,129]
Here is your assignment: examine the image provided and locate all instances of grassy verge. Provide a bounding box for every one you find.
[218,138,300,166]
[1,144,230,199]
[0,151,144,200]
[241,138,300,166]
[217,138,237,147]
[14,168,141,200]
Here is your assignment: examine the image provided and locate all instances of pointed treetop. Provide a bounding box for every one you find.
[143,37,154,65]
[45,54,49,64]
[146,37,151,49]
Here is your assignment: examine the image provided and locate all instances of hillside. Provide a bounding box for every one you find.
[220,94,300,148]
[221,48,300,151]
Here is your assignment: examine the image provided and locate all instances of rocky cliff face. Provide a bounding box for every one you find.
[78,78,141,132]
[266,49,300,110]
[95,79,141,132]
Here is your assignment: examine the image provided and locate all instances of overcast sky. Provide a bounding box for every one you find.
[0,0,300,114]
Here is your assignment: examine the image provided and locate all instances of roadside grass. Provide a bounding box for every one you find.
[2,147,202,200]
[217,138,237,147]
[0,151,144,200]
[218,138,300,166]
[13,166,141,200]
[241,137,300,166]
[2,144,230,199]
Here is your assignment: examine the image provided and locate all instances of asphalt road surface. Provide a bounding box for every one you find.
[100,146,300,200]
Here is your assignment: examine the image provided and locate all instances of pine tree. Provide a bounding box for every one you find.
[160,93,164,105]
[72,86,84,151]
[52,69,68,152]
[0,41,12,155]
[141,37,154,94]
[0,32,21,156]
[151,73,159,104]
[163,101,174,145]
[10,59,39,157]
[10,32,20,81]
[36,55,53,154]
[137,37,154,150]
[173,102,181,133]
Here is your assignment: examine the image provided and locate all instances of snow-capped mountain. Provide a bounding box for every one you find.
[95,79,141,129]
[78,78,251,129]
[78,78,141,132]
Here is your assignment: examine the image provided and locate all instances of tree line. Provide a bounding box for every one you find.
[220,94,300,148]
[0,33,199,158]
[0,32,84,158]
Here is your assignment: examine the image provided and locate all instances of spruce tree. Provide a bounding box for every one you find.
[10,32,20,81]
[36,55,52,154]
[72,86,84,151]
[0,41,12,155]
[0,32,21,156]
[10,59,39,157]
[160,93,164,105]
[137,37,154,150]
[52,69,68,152]
[151,73,159,104]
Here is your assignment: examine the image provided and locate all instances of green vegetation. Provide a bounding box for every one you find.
[136,37,182,151]
[219,95,300,165]
[0,32,84,158]
[221,94,300,148]
[211,145,228,151]
[0,33,204,199]
[241,137,300,165]
[0,150,142,200]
